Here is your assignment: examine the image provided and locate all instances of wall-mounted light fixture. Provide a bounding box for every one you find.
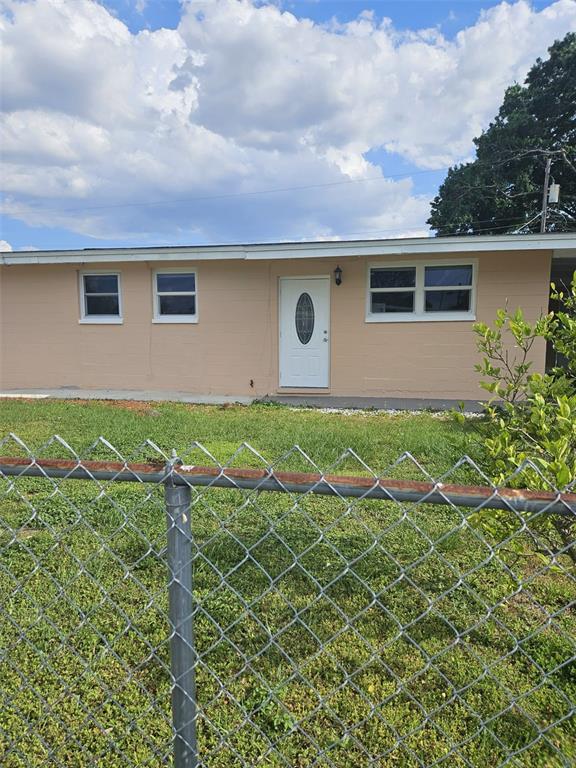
[334,265,343,286]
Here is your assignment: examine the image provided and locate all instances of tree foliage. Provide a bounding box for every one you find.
[428,33,576,235]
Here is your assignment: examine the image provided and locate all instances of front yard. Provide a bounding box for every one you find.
[0,398,475,475]
[0,400,574,767]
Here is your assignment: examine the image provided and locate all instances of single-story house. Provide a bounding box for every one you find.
[1,233,575,405]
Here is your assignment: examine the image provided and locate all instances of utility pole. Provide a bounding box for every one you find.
[540,156,552,233]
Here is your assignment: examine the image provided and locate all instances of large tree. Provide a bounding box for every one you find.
[428,33,576,236]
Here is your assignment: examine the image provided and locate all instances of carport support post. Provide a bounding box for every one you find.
[165,479,198,768]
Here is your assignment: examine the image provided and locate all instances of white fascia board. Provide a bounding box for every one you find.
[552,249,576,259]
[1,247,247,265]
[246,235,575,260]
[2,234,576,266]
[245,243,403,260]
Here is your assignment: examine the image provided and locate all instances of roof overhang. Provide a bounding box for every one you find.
[551,249,576,260]
[1,233,575,266]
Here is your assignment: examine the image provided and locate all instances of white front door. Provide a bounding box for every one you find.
[279,277,330,388]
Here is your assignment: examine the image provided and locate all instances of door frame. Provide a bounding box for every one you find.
[278,275,331,390]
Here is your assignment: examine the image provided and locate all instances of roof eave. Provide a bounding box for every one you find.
[1,233,575,266]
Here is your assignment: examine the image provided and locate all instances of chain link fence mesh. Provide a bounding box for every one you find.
[0,433,574,767]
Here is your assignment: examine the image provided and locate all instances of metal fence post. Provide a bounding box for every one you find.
[165,478,198,768]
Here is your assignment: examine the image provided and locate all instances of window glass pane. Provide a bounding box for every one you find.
[159,295,196,315]
[371,291,414,313]
[295,292,314,344]
[425,265,472,287]
[84,274,118,294]
[86,295,120,316]
[370,267,416,289]
[157,273,196,293]
[425,289,470,312]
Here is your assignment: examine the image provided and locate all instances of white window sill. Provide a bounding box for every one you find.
[79,317,124,325]
[365,313,476,323]
[152,317,198,324]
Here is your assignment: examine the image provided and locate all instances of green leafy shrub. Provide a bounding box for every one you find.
[460,273,576,563]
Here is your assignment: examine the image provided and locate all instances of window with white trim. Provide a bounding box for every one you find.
[367,262,475,321]
[80,273,122,322]
[369,266,416,314]
[153,270,197,322]
[424,265,473,312]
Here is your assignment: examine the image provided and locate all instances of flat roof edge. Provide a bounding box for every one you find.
[1,233,574,265]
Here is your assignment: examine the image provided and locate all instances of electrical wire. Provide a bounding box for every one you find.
[5,151,567,217]
[93,217,575,248]
[0,166,450,217]
[2,148,573,218]
[2,205,570,245]
[1,147,573,242]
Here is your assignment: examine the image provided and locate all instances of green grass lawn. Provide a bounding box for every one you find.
[0,398,477,475]
[0,400,574,767]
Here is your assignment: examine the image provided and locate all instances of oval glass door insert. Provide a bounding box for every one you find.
[295,292,314,344]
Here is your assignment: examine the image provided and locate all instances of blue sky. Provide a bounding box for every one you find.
[1,0,574,251]
[103,1,552,36]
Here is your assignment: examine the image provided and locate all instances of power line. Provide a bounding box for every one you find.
[3,201,562,246]
[3,147,572,218]
[109,217,571,248]
[1,195,565,244]
[333,213,575,240]
[2,148,573,243]
[0,166,450,217]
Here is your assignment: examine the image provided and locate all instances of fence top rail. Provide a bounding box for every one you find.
[0,455,575,515]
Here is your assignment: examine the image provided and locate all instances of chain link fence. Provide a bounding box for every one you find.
[0,434,574,767]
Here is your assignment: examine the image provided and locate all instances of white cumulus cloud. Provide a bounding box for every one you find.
[0,0,575,243]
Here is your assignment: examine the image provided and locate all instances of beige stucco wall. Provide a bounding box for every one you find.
[0,250,552,400]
